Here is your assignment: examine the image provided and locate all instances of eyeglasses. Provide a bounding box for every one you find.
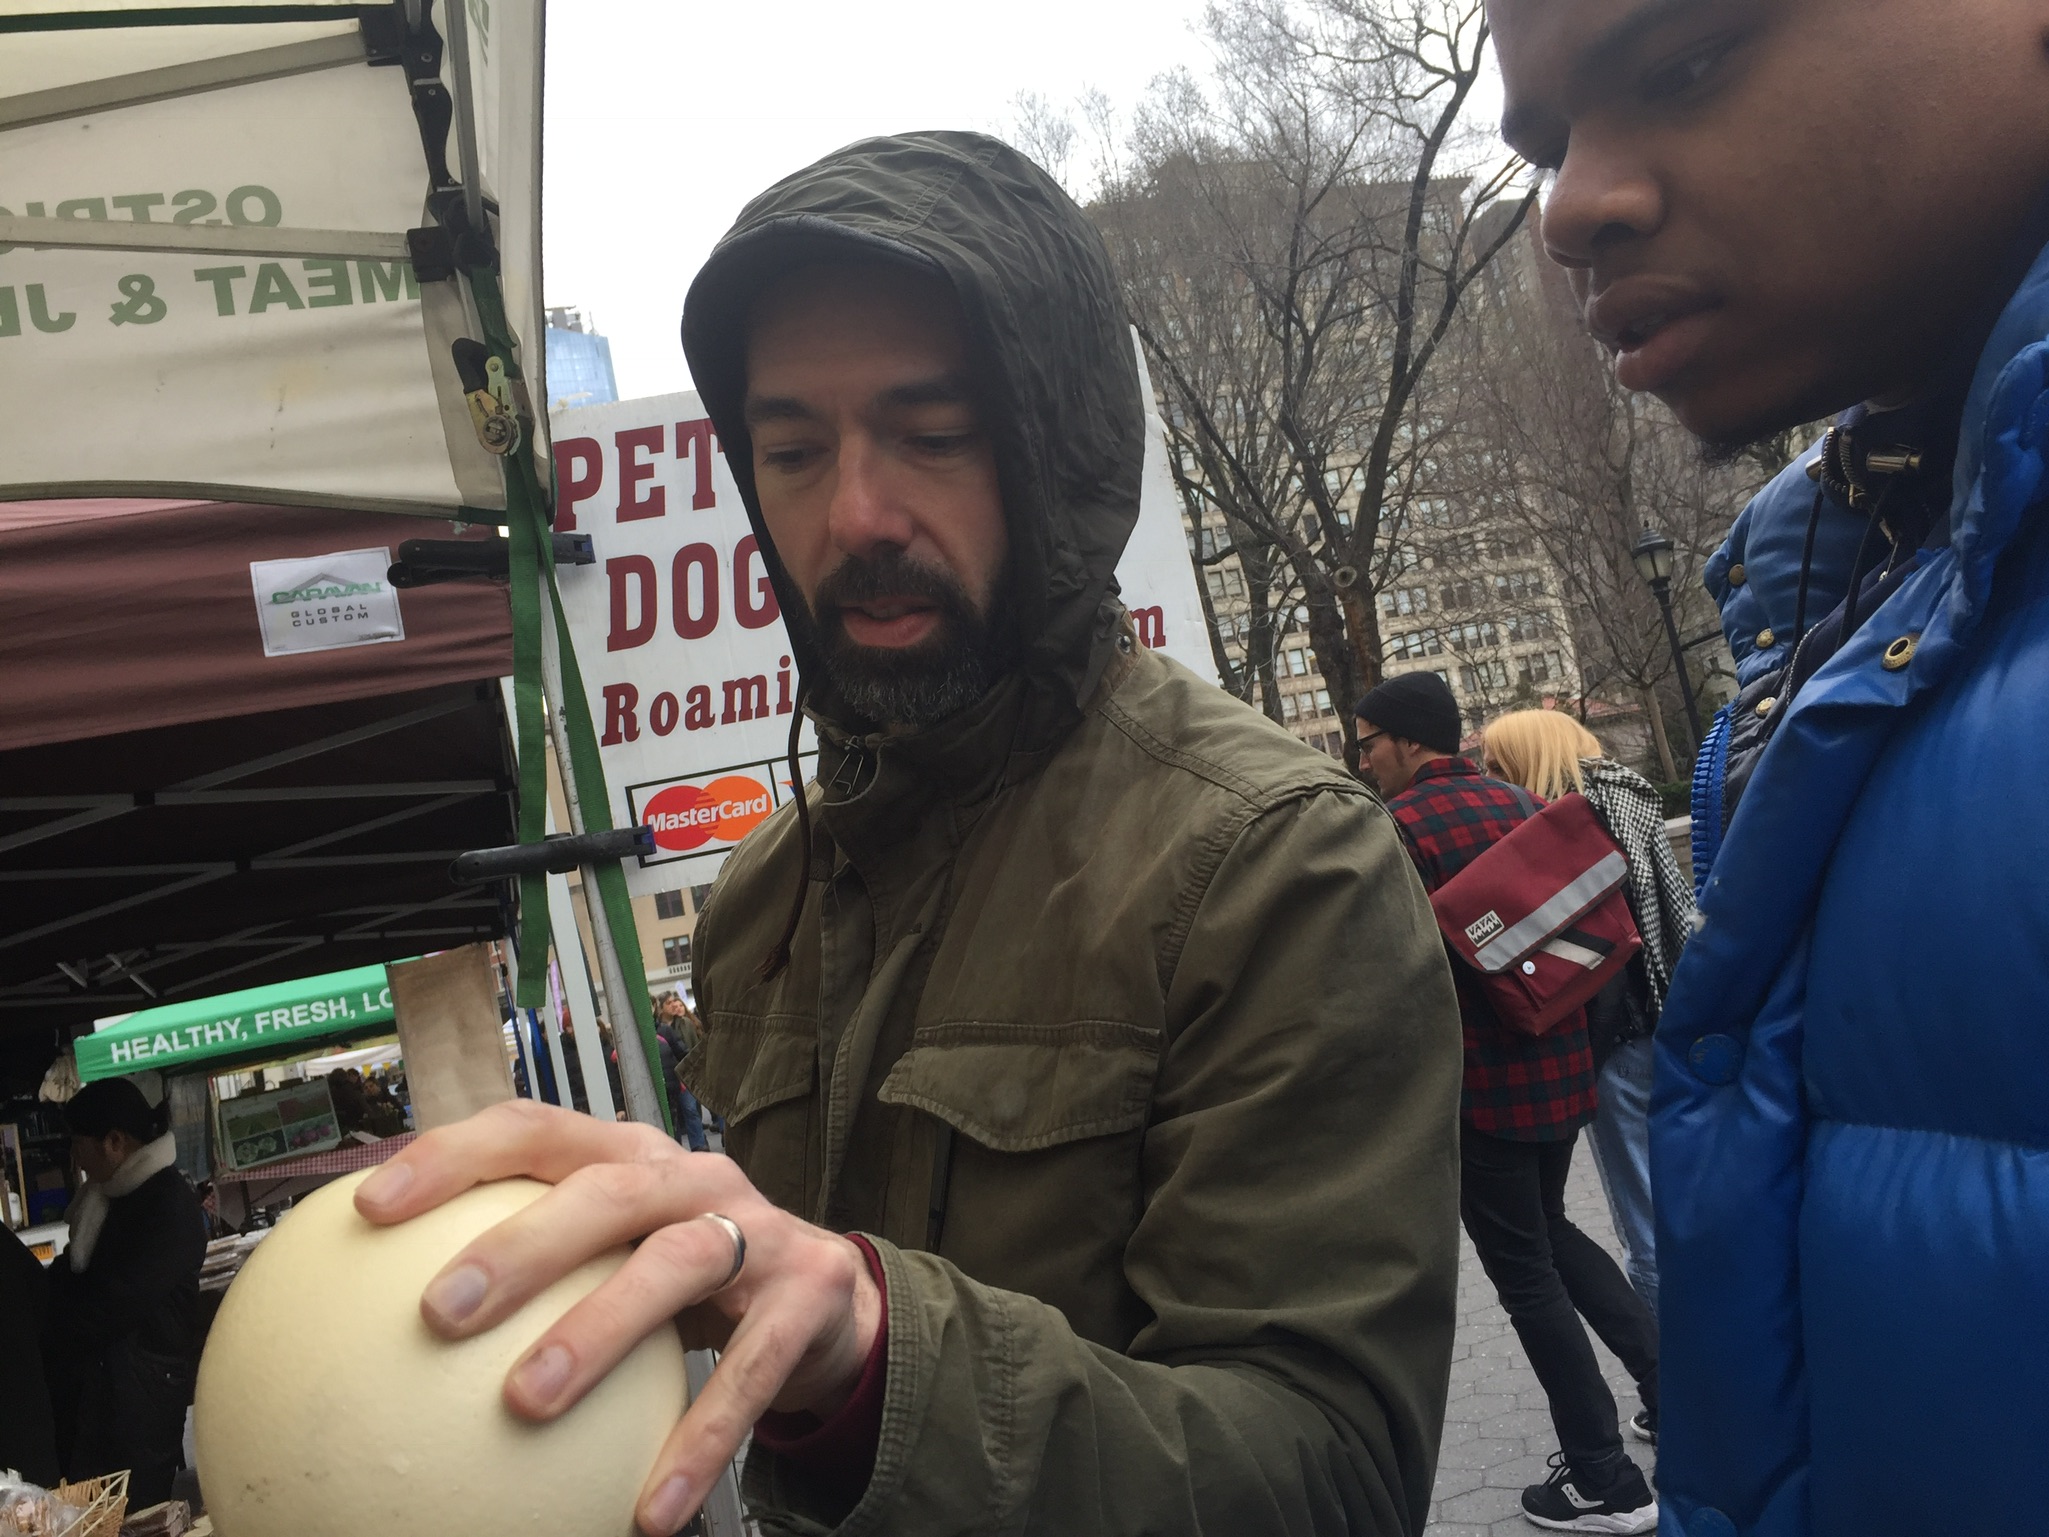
[1356,730,1389,751]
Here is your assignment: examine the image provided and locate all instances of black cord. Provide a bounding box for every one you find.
[1792,485,1826,647]
[758,678,813,982]
[1839,478,1902,639]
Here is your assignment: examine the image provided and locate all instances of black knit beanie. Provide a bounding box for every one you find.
[63,1078,161,1142]
[1353,671,1462,755]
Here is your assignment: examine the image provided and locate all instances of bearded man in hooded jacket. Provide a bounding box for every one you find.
[357,131,1463,1537]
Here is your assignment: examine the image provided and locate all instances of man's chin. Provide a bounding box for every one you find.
[1659,361,1848,466]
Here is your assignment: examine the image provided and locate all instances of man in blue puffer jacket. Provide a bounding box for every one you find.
[1490,2,2049,1532]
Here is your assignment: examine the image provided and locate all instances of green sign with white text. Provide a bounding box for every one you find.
[76,961,404,1082]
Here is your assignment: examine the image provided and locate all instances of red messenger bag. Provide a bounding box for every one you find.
[1427,792,1643,1038]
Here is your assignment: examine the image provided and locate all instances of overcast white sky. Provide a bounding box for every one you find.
[541,0,1221,398]
[541,3,1509,400]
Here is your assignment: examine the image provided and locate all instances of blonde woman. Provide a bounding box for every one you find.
[1484,711,1696,1362]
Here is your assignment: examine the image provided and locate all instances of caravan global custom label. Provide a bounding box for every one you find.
[249,547,404,657]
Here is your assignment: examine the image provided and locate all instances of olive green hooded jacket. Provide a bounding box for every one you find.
[680,131,1462,1537]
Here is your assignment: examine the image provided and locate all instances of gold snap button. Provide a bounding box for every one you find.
[1756,696,1777,719]
[1882,634,1919,672]
[1756,627,1776,650]
[1728,563,1747,587]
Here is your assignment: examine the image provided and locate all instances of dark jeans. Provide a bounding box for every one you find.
[678,1089,710,1153]
[1460,1124,1659,1479]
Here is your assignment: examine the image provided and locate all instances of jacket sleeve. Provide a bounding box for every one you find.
[744,788,1465,1537]
[49,1181,205,1351]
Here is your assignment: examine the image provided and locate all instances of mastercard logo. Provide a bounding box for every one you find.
[644,775,774,852]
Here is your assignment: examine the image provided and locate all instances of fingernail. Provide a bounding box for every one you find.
[421,1263,488,1327]
[357,1161,411,1208]
[642,1475,693,1534]
[512,1343,572,1407]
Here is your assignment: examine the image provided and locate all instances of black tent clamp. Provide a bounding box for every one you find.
[449,825,653,886]
[387,532,593,588]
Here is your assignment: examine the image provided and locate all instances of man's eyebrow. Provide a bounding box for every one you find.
[1501,0,1710,152]
[879,375,974,411]
[743,394,816,427]
[1576,0,1709,85]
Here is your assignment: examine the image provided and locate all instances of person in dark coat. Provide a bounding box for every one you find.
[1358,672,1659,1533]
[0,1224,60,1487]
[47,1078,206,1505]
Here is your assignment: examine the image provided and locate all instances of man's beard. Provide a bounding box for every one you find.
[794,549,1016,730]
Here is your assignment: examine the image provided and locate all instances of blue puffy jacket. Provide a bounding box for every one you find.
[1654,242,2049,1534]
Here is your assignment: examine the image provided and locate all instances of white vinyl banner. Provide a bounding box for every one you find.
[0,0,545,516]
[552,343,1216,894]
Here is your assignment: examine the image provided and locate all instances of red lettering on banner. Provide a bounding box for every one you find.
[616,426,666,521]
[554,436,603,533]
[650,691,680,736]
[676,418,718,510]
[602,683,641,744]
[721,675,769,724]
[1131,606,1166,649]
[734,535,780,629]
[606,555,657,651]
[684,686,714,730]
[673,543,720,639]
[777,655,793,715]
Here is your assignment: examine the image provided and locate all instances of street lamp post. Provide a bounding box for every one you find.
[1631,524,1705,743]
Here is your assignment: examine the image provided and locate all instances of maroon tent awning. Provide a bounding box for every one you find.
[0,502,520,1090]
[0,500,513,751]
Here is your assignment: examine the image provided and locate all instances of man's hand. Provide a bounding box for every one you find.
[354,1101,884,1535]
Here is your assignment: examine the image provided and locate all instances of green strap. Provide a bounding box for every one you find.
[502,464,554,1011]
[470,265,669,1132]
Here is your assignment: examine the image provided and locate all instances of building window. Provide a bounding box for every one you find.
[1380,585,1430,618]
[1281,693,1300,721]
[1286,648,1309,676]
[1314,688,1332,713]
[1494,569,1547,602]
[662,935,691,971]
[654,889,685,920]
[690,883,715,910]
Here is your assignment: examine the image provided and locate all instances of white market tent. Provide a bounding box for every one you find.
[4,17,740,1526]
[1,1,675,1131]
[1,0,546,513]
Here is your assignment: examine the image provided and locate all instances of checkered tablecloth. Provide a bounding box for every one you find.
[215,1131,418,1184]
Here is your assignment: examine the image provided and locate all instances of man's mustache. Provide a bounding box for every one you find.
[812,551,980,643]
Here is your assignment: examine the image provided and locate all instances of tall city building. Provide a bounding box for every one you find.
[543,305,618,409]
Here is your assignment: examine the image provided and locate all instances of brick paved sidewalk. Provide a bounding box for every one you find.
[1424,1139,1658,1536]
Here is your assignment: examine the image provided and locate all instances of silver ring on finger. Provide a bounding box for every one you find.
[698,1211,746,1292]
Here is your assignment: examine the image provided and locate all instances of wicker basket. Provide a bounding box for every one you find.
[0,1470,128,1537]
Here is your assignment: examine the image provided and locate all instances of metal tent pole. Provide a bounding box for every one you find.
[534,566,666,1130]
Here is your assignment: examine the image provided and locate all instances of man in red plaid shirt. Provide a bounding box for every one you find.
[1356,672,1658,1533]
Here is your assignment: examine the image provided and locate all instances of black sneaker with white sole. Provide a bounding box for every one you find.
[1521,1451,1659,1534]
[1629,1408,1657,1445]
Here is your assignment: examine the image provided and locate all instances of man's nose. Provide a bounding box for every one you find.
[826,435,917,559]
[1539,137,1664,272]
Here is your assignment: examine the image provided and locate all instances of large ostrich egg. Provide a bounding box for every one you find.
[195,1171,686,1537]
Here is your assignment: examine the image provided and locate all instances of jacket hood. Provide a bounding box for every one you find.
[681,130,1144,726]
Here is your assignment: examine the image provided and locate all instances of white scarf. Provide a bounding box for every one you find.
[67,1131,178,1273]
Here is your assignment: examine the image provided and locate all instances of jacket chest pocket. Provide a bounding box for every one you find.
[685,1013,818,1217]
[875,1019,1162,1346]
